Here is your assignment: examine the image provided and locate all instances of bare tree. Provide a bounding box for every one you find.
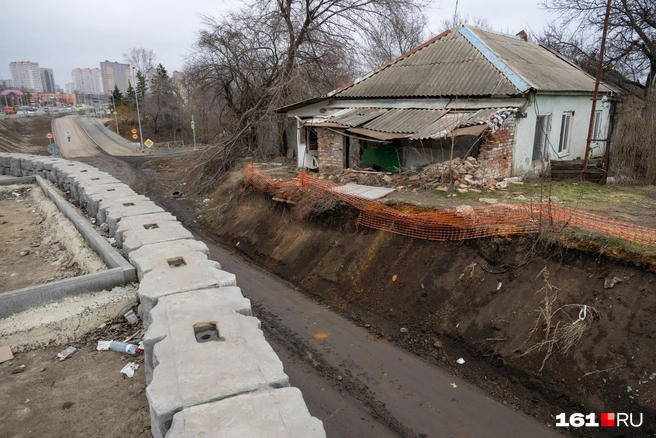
[184,0,428,191]
[359,6,428,70]
[123,47,156,78]
[437,13,493,33]
[541,0,656,90]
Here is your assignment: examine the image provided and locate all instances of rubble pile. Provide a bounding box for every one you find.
[324,157,513,193]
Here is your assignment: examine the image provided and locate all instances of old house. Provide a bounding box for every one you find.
[279,25,616,179]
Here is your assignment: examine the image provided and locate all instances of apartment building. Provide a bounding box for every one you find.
[9,61,44,92]
[100,61,131,94]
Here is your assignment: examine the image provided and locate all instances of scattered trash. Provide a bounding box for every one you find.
[100,223,109,232]
[11,189,20,197]
[627,386,633,392]
[96,340,112,351]
[456,358,465,364]
[19,249,29,256]
[121,362,140,378]
[433,340,443,349]
[497,282,502,291]
[170,191,182,198]
[604,276,625,289]
[0,345,14,363]
[312,332,330,341]
[123,310,139,326]
[236,241,240,247]
[450,383,457,388]
[107,237,116,246]
[29,242,40,247]
[202,198,211,206]
[109,341,141,355]
[90,218,97,225]
[57,346,78,361]
[97,323,106,329]
[364,323,371,328]
[400,327,408,333]
[12,365,26,374]
[337,375,343,381]
[650,373,656,381]
[392,274,398,282]
[25,399,30,404]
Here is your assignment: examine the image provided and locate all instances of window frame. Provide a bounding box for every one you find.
[558,111,573,156]
[532,113,552,161]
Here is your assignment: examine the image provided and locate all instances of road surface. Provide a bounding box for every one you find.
[54,116,138,158]
[69,122,561,437]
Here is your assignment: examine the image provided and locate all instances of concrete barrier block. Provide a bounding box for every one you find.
[19,158,35,170]
[120,219,194,255]
[129,239,210,279]
[166,388,325,438]
[83,186,145,219]
[115,212,179,248]
[143,287,252,383]
[146,305,288,438]
[0,155,10,167]
[138,264,236,323]
[100,198,166,235]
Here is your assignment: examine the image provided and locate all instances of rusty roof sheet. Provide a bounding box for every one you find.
[336,29,520,98]
[362,109,446,133]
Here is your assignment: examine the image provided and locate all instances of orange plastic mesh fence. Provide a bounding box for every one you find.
[245,164,656,246]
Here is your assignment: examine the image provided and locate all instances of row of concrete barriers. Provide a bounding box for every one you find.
[0,152,326,438]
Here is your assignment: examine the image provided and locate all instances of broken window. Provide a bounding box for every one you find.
[532,114,551,161]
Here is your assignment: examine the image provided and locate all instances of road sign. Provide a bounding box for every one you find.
[144,139,154,148]
[132,134,138,140]
[191,121,195,130]
[131,128,138,134]
[45,133,53,139]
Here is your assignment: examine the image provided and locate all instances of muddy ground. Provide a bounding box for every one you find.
[0,183,106,293]
[0,116,54,155]
[133,155,656,437]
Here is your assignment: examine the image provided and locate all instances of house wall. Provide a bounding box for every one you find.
[513,93,612,175]
[478,117,515,179]
[317,128,343,171]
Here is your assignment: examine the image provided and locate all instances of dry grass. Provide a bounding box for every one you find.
[519,267,599,372]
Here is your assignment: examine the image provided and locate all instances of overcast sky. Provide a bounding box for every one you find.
[2,0,555,89]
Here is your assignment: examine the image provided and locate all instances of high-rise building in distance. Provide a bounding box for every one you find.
[9,61,44,92]
[100,61,131,94]
[72,68,104,95]
[40,68,56,93]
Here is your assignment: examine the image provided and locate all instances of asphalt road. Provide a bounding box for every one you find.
[67,123,562,437]
[54,116,138,158]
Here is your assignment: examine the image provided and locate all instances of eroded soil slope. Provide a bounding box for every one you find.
[202,185,656,436]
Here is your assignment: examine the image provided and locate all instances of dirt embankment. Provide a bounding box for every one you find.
[0,116,53,155]
[196,180,656,436]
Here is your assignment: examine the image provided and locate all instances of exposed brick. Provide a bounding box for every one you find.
[478,117,515,179]
[317,128,343,172]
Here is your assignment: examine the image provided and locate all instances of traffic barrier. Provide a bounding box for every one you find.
[245,163,656,247]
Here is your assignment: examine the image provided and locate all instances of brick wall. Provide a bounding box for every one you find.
[317,128,343,171]
[478,117,515,179]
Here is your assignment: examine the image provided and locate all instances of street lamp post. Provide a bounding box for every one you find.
[132,67,144,150]
[111,92,119,135]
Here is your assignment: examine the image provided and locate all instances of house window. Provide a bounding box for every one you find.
[532,114,551,161]
[558,112,573,155]
[592,110,604,140]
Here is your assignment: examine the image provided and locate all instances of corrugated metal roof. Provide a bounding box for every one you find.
[329,108,388,127]
[336,30,520,98]
[470,28,615,93]
[410,113,471,140]
[362,109,446,133]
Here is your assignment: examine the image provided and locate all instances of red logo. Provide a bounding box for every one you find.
[601,413,615,427]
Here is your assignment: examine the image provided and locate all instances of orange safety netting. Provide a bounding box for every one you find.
[245,164,656,247]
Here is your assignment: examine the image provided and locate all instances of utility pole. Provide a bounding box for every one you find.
[582,0,612,182]
[132,67,144,150]
[111,92,119,135]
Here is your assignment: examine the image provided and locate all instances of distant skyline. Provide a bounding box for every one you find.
[2,0,555,89]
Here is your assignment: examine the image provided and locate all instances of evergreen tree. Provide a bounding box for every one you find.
[125,81,136,109]
[136,71,147,104]
[111,85,124,106]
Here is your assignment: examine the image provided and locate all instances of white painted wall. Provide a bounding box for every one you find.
[513,92,612,175]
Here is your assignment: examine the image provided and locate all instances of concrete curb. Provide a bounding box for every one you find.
[0,268,128,319]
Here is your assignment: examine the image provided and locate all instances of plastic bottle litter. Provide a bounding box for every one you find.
[456,358,465,365]
[109,341,142,355]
